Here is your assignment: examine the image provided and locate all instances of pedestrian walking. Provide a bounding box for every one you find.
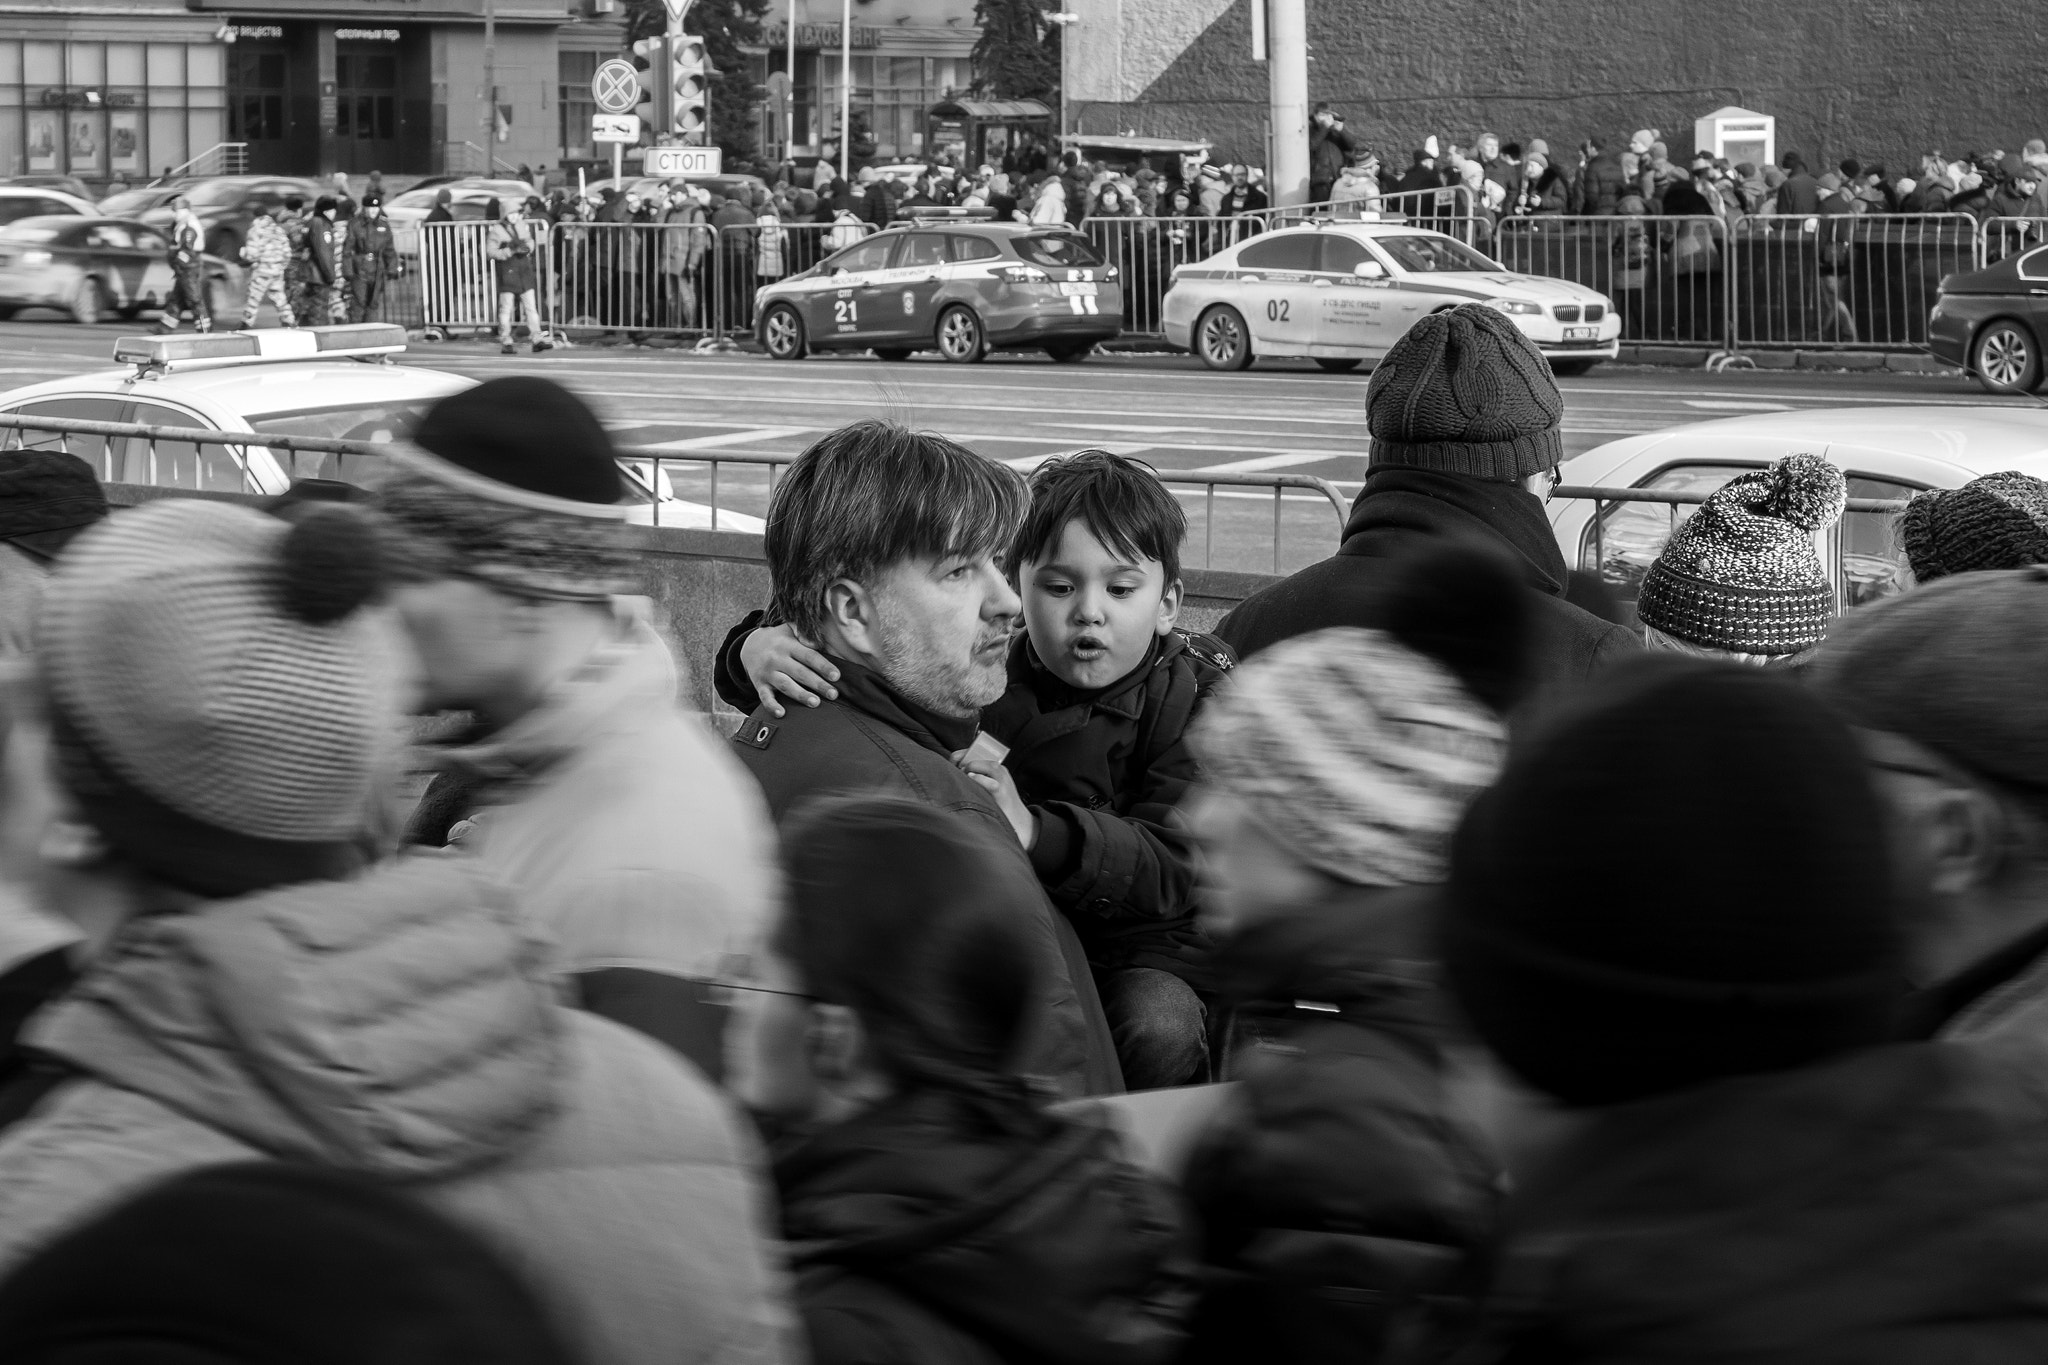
[0,497,802,1365]
[730,794,1197,1365]
[154,195,211,334]
[237,202,294,328]
[342,190,400,323]
[487,196,549,354]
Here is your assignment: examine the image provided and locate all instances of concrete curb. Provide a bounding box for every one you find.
[1616,343,1961,376]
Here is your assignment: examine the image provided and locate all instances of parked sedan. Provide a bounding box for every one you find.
[1928,242,2048,392]
[0,186,96,228]
[756,222,1123,363]
[1161,222,1621,374]
[0,217,230,324]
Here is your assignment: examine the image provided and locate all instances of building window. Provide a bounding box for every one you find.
[806,52,968,161]
[558,49,597,162]
[0,38,226,182]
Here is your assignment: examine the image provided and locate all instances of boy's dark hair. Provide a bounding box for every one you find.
[1011,449,1186,585]
[765,419,1025,643]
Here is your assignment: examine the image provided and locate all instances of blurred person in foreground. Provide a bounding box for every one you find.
[721,420,1121,1096]
[0,498,799,1365]
[728,794,1196,1365]
[1176,546,1524,1365]
[1217,303,1634,705]
[0,1162,576,1365]
[1893,470,2048,586]
[381,377,780,1081]
[1634,452,1847,664]
[1444,658,2048,1361]
[1813,568,2048,1043]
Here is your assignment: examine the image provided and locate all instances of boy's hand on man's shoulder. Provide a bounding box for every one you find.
[953,750,1038,851]
[740,622,839,718]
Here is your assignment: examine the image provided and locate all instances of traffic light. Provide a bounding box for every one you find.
[669,33,709,142]
[630,36,668,143]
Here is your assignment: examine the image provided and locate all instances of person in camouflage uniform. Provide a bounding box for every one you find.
[238,203,295,328]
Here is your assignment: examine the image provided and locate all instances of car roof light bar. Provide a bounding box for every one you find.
[113,325,408,373]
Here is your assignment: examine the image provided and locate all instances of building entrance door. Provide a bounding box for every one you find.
[334,45,400,173]
[227,43,293,174]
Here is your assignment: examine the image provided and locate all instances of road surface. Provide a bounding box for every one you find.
[0,317,2027,575]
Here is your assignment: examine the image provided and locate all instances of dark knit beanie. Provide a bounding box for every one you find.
[1444,657,1902,1107]
[0,1162,574,1365]
[0,450,107,563]
[1636,453,1846,655]
[1899,470,2048,582]
[1812,564,2048,795]
[1365,302,1564,481]
[411,377,624,506]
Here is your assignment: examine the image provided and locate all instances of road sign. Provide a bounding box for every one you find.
[663,0,696,29]
[591,59,639,115]
[646,145,723,177]
[592,113,640,143]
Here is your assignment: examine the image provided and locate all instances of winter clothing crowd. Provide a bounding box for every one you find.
[3,301,2048,1364]
[233,174,403,333]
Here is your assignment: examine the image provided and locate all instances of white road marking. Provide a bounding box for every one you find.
[1682,399,1795,411]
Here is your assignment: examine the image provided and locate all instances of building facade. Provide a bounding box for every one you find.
[748,0,975,163]
[5,0,625,184]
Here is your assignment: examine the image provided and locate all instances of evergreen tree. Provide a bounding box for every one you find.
[624,0,769,166]
[973,0,1059,104]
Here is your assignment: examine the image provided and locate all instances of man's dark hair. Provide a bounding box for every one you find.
[283,195,303,212]
[1839,157,1862,180]
[1313,101,1330,115]
[766,420,1025,642]
[1011,448,1186,585]
[1781,150,1806,172]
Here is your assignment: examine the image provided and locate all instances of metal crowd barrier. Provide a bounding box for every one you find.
[551,221,717,339]
[1729,212,1977,352]
[418,220,543,341]
[714,221,867,338]
[1493,215,1729,348]
[1980,215,2048,264]
[1556,483,1911,617]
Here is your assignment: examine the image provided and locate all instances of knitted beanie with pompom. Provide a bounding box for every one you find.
[1636,452,1847,656]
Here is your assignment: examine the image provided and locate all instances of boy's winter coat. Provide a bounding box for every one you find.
[979,629,1234,983]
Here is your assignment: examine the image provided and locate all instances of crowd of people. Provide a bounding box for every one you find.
[225,173,404,334]
[11,293,2048,1361]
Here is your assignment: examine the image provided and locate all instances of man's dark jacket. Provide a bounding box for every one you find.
[343,212,397,273]
[1577,151,1628,215]
[978,629,1233,985]
[303,216,337,284]
[1308,122,1356,185]
[729,656,1122,1096]
[1215,467,1636,708]
[1777,168,1823,216]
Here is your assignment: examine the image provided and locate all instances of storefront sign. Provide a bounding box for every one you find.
[335,28,401,40]
[762,23,878,49]
[235,25,284,39]
[36,89,140,109]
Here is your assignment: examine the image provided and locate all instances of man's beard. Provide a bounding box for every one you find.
[873,596,1010,719]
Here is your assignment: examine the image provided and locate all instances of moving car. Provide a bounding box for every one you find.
[95,184,194,222]
[755,221,1123,363]
[1928,243,2048,393]
[3,175,96,205]
[384,178,534,253]
[128,175,322,262]
[0,325,758,530]
[0,216,232,324]
[0,186,97,228]
[1161,222,1621,374]
[1548,405,2048,616]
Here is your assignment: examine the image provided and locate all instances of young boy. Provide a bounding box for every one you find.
[714,450,1233,1089]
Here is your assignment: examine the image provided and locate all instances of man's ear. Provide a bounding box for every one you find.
[1925,782,2012,897]
[1154,578,1184,636]
[823,577,879,655]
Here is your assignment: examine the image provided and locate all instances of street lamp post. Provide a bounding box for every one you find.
[1048,12,1079,143]
[838,0,852,183]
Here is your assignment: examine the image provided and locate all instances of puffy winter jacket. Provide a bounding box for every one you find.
[0,856,800,1365]
[1182,886,1501,1365]
[1577,152,1628,215]
[777,1087,1196,1365]
[240,213,291,269]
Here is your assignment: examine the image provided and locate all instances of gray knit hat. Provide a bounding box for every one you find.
[38,499,404,897]
[1192,626,1509,886]
[1365,302,1564,481]
[1637,453,1847,656]
[1899,470,2048,583]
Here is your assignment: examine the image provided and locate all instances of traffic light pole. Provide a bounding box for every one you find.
[838,0,851,183]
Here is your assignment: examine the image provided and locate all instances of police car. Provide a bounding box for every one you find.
[0,325,756,530]
[1161,222,1622,374]
[754,222,1124,363]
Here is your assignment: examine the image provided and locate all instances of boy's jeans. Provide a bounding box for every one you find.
[1098,967,1207,1091]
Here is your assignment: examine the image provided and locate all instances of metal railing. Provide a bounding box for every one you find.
[1729,212,1977,352]
[1495,215,1728,348]
[443,141,525,179]
[1556,483,1911,617]
[1980,215,2048,264]
[155,142,247,182]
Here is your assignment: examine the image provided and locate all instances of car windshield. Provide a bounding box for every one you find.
[246,401,436,443]
[98,189,173,216]
[1015,233,1104,268]
[1375,235,1502,273]
[0,223,62,243]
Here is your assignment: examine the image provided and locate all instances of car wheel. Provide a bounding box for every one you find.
[872,347,913,361]
[935,305,986,363]
[1313,357,1361,373]
[1550,358,1600,376]
[1045,341,1094,363]
[69,278,103,326]
[1972,319,2042,393]
[761,303,808,361]
[1195,305,1253,371]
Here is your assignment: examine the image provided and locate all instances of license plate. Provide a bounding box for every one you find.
[1564,325,1598,340]
[1058,281,1097,296]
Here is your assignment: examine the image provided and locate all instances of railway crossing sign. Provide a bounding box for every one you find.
[591,59,639,115]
